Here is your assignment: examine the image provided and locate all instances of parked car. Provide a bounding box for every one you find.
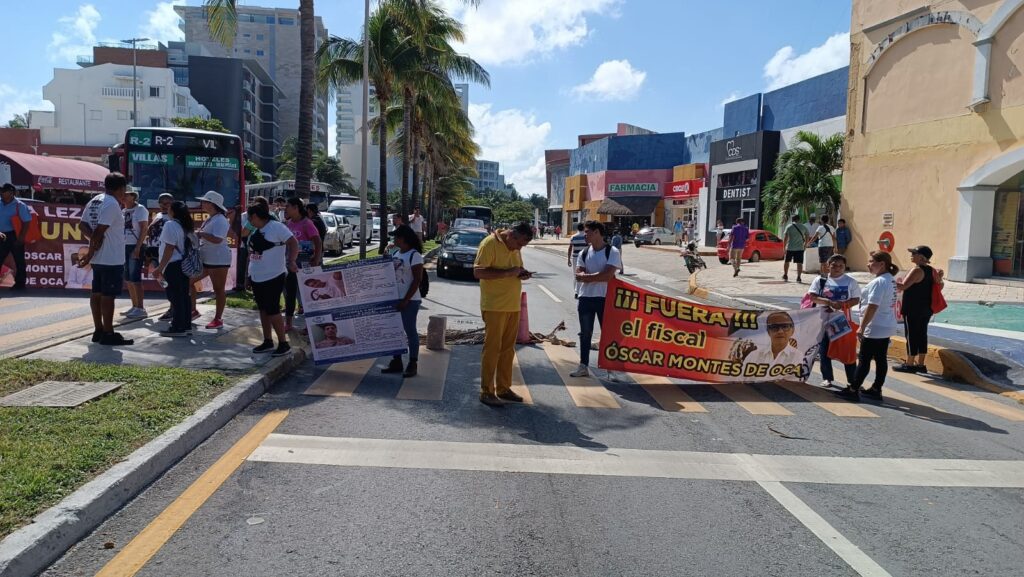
[348,216,394,244]
[716,229,785,264]
[634,226,675,246]
[436,228,489,279]
[321,213,353,255]
[453,217,486,230]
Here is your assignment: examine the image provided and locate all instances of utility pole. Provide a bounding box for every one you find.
[359,0,370,259]
[121,37,150,127]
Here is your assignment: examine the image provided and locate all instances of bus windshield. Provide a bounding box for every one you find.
[124,128,243,208]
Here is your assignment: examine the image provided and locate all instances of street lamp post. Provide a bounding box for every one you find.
[121,37,150,127]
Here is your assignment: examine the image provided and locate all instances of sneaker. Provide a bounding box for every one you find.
[272,342,292,357]
[158,310,174,321]
[497,390,524,403]
[120,308,134,317]
[125,308,148,319]
[92,330,103,343]
[796,276,803,283]
[782,275,788,282]
[913,365,928,374]
[100,332,134,346]
[862,386,883,400]
[252,340,275,354]
[479,394,505,407]
[821,379,834,389]
[892,363,917,373]
[159,329,191,338]
[191,310,201,321]
[569,364,589,378]
[733,270,739,277]
[402,360,418,378]
[381,357,404,374]
[605,370,624,383]
[834,386,860,402]
[205,318,224,329]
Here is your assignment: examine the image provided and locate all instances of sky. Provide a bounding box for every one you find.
[1,0,852,196]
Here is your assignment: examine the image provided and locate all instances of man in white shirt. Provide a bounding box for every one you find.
[567,223,587,295]
[570,220,623,381]
[409,207,425,241]
[79,172,131,346]
[731,311,804,381]
[806,214,836,274]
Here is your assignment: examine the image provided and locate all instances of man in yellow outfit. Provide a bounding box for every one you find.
[474,222,534,406]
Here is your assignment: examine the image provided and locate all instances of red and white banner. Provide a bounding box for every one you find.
[665,179,702,199]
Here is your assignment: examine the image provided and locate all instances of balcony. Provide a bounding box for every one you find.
[101,86,140,99]
[76,55,93,67]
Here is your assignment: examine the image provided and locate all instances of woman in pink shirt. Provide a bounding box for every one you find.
[284,197,323,332]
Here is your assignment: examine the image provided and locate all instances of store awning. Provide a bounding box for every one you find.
[0,150,108,192]
[596,195,662,216]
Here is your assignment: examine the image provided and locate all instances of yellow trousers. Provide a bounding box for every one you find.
[480,310,520,396]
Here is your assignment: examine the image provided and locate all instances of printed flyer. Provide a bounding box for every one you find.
[598,278,826,383]
[298,257,407,365]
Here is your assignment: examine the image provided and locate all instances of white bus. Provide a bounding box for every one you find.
[246,180,337,206]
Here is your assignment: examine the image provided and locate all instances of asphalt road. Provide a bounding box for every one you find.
[38,244,1024,577]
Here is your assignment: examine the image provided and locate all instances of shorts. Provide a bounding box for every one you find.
[124,245,143,282]
[818,246,834,263]
[251,273,285,315]
[785,250,804,264]
[91,264,124,297]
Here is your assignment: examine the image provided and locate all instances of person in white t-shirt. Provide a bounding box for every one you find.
[121,190,150,319]
[79,172,131,346]
[245,204,298,357]
[381,224,424,377]
[570,220,623,380]
[838,250,900,402]
[190,191,233,330]
[805,254,862,388]
[154,201,197,338]
[806,214,837,274]
[408,207,426,241]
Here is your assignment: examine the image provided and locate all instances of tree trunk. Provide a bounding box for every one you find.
[411,138,420,212]
[377,120,389,255]
[401,90,413,218]
[295,0,316,199]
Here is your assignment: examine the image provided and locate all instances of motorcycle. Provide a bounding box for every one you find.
[681,238,707,274]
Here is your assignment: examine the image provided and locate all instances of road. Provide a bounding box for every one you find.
[37,244,1024,577]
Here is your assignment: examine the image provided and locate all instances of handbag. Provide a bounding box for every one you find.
[828,311,858,365]
[931,269,947,315]
[801,277,826,309]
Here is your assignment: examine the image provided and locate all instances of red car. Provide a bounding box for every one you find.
[717,229,785,264]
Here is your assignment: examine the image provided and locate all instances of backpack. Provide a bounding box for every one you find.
[181,232,204,280]
[11,201,41,244]
[580,245,612,264]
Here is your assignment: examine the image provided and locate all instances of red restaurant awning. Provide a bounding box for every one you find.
[0,149,108,192]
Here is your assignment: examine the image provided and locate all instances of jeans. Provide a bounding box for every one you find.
[577,296,605,366]
[163,261,192,332]
[820,335,856,384]
[853,337,890,389]
[396,300,421,361]
[0,235,26,288]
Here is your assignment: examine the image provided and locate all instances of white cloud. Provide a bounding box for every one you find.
[571,59,646,101]
[719,91,740,108]
[141,1,186,43]
[328,124,338,157]
[48,4,101,63]
[764,32,850,90]
[0,85,52,126]
[469,103,551,196]
[441,0,620,66]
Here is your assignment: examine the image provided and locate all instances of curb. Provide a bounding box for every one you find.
[0,348,307,577]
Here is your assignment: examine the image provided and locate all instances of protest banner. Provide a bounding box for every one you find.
[298,256,408,365]
[598,278,825,383]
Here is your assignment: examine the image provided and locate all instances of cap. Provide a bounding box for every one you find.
[908,245,933,259]
[1,183,16,192]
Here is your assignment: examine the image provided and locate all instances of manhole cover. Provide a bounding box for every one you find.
[0,381,123,407]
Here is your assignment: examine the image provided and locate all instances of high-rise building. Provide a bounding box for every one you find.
[175,4,329,152]
[471,159,505,192]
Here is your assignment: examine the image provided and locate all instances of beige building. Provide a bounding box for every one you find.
[844,0,1024,281]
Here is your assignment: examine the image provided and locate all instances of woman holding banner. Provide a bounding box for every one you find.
[805,254,861,389]
[839,251,899,402]
[382,225,423,378]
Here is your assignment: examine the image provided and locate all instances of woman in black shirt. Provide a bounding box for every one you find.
[895,245,943,373]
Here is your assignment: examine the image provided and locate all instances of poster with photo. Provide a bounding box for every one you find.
[306,305,407,365]
[297,257,400,314]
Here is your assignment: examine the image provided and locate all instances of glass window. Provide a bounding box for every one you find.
[256,34,265,40]
[266,15,275,24]
[278,17,294,25]
[150,86,162,98]
[256,50,264,56]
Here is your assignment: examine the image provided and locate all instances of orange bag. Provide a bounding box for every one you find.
[11,201,41,244]
[828,312,858,366]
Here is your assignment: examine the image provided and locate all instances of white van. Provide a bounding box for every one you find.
[328,198,363,218]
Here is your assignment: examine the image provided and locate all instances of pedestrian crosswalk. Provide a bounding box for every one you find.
[302,343,1024,424]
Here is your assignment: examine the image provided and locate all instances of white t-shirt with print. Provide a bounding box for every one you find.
[860,273,899,338]
[123,204,149,245]
[806,274,861,304]
[248,220,293,282]
[199,213,232,266]
[394,249,424,302]
[81,193,126,266]
[815,224,835,248]
[575,244,622,299]
[159,219,186,264]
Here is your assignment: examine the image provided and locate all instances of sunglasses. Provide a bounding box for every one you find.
[767,323,794,332]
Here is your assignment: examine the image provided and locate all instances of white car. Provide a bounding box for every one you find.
[453,218,485,229]
[348,216,394,244]
[321,213,353,255]
[633,226,676,246]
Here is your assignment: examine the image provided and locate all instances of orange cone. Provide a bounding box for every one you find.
[517,291,532,344]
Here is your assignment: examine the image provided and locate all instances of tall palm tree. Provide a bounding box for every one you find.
[204,1,316,199]
[762,130,844,228]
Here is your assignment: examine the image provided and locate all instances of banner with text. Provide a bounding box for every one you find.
[598,278,825,383]
[298,256,407,365]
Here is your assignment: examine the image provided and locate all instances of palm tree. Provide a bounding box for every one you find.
[762,130,844,228]
[204,1,316,200]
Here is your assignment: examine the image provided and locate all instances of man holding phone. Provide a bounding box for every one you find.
[474,222,534,406]
[571,220,622,379]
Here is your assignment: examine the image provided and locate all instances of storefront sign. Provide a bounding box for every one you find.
[129,151,173,166]
[598,278,825,383]
[608,183,659,193]
[710,132,761,164]
[34,175,105,192]
[717,186,756,200]
[665,179,702,199]
[186,156,240,170]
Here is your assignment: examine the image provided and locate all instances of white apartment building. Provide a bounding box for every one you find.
[30,63,209,147]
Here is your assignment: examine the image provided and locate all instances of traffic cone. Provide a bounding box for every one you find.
[517,291,532,344]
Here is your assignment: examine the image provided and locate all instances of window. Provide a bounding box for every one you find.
[149,86,162,98]
[256,50,264,56]
[266,15,275,24]
[243,49,251,54]
[117,110,129,120]
[243,33,251,38]
[150,117,161,127]
[278,17,294,25]
[756,233,767,241]
[90,110,102,120]
[256,34,265,40]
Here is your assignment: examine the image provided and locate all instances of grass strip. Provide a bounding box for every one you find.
[0,359,232,538]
